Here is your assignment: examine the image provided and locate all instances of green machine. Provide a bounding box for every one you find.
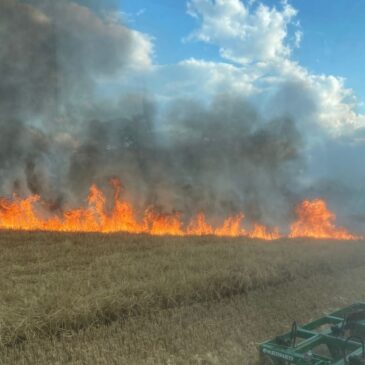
[259,303,365,365]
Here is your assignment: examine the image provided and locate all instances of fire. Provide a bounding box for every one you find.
[0,182,360,240]
[187,213,214,236]
[215,214,245,237]
[249,224,281,240]
[289,199,359,240]
[144,209,184,236]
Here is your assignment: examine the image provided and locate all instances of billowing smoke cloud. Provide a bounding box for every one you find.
[301,134,365,232]
[65,94,303,226]
[0,0,151,120]
[0,0,151,201]
[0,0,305,228]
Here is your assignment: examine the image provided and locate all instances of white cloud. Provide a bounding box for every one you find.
[187,0,298,64]
[167,58,259,98]
[181,0,365,135]
[294,30,302,48]
[265,59,365,134]
[93,0,365,136]
[127,29,154,70]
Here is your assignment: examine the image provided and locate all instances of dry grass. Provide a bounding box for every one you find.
[0,231,365,364]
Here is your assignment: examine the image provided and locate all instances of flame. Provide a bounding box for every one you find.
[289,199,359,240]
[249,224,281,240]
[0,182,360,240]
[215,214,245,237]
[187,213,214,236]
[144,209,184,236]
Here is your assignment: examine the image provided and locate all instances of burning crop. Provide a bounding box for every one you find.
[0,179,359,240]
[289,199,358,240]
[0,0,364,244]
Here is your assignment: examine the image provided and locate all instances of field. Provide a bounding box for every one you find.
[1,232,365,364]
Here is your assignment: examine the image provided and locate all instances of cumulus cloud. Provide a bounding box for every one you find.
[187,0,298,64]
[182,0,365,135]
[1,0,365,230]
[265,59,365,134]
[151,59,260,103]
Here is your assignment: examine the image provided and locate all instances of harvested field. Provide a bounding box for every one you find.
[1,231,365,364]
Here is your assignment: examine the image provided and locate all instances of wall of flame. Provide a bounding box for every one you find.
[0,180,359,240]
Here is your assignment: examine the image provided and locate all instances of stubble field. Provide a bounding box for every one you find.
[1,231,365,364]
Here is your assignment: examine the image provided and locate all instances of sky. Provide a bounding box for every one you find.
[120,0,365,108]
[1,0,365,232]
[96,0,365,228]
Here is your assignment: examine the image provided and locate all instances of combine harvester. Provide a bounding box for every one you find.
[259,303,365,364]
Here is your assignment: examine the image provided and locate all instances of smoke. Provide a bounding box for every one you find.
[301,135,365,232]
[63,94,303,225]
[0,0,306,228]
[0,0,150,121]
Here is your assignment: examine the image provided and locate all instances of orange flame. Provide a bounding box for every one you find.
[289,199,359,240]
[0,182,360,240]
[187,213,214,236]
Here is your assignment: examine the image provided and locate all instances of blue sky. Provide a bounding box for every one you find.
[120,0,365,104]
[2,0,365,229]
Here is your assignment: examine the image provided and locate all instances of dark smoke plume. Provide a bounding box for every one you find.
[0,0,304,227]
